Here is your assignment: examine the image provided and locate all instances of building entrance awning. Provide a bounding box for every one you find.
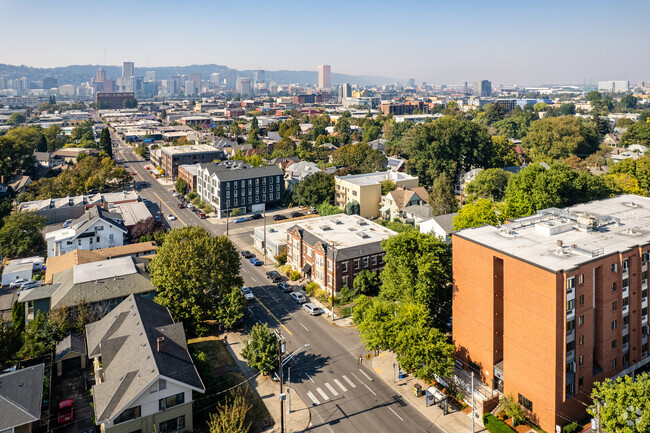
[302,263,312,274]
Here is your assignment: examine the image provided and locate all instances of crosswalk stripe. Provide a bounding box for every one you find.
[334,378,347,392]
[325,382,339,396]
[317,387,330,401]
[307,391,320,405]
[343,375,357,388]
[359,369,373,381]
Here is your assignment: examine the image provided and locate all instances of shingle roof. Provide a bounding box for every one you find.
[431,212,458,234]
[200,162,283,182]
[0,364,44,430]
[55,332,87,362]
[86,295,204,423]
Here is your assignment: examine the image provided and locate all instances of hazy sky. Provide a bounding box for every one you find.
[1,0,649,85]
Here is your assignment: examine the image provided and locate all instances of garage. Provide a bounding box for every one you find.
[55,332,87,376]
[61,356,82,373]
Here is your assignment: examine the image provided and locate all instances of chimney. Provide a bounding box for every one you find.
[157,337,165,353]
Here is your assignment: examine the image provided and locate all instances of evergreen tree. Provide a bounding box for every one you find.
[36,134,48,153]
[99,128,112,157]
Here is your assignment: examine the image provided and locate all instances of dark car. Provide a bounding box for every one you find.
[277,282,292,293]
[273,215,287,221]
[177,203,185,209]
[266,270,283,282]
[250,213,263,220]
[290,211,303,218]
[241,250,254,259]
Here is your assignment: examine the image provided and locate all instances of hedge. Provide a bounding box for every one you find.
[483,414,516,433]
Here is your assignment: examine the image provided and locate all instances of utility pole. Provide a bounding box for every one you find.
[471,373,474,433]
[226,202,229,236]
[276,330,286,433]
[263,205,267,265]
[596,399,601,433]
[288,366,291,413]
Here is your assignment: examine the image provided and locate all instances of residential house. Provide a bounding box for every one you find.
[335,170,419,218]
[403,204,435,226]
[45,206,127,257]
[420,212,457,243]
[55,331,87,376]
[86,294,205,433]
[0,364,45,433]
[113,201,153,229]
[286,214,396,294]
[19,256,155,322]
[386,157,407,172]
[380,186,429,221]
[2,256,44,286]
[284,161,321,191]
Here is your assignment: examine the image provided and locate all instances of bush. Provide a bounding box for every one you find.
[501,394,526,426]
[305,282,319,296]
[483,414,516,433]
[187,191,198,200]
[275,251,287,266]
[277,264,292,275]
[563,422,579,433]
[290,271,301,281]
[339,286,356,304]
[231,208,242,217]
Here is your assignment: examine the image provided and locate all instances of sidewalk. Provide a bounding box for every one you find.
[224,331,311,433]
[372,351,486,433]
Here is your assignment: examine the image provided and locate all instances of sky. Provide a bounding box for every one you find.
[1,0,649,85]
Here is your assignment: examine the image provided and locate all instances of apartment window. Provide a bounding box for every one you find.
[643,252,650,263]
[96,237,100,242]
[623,297,629,308]
[248,179,252,186]
[623,353,630,367]
[623,334,629,345]
[342,262,348,273]
[611,339,617,349]
[363,257,368,268]
[567,299,575,312]
[262,194,266,201]
[234,189,238,197]
[159,416,185,433]
[623,277,630,288]
[255,178,259,185]
[241,180,245,188]
[276,192,280,200]
[256,187,259,194]
[567,277,575,291]
[226,182,230,190]
[578,335,584,346]
[643,288,648,299]
[612,301,617,311]
[612,282,617,291]
[644,271,648,282]
[270,184,274,192]
[114,406,141,424]
[566,382,574,396]
[78,239,82,245]
[578,315,584,326]
[579,376,584,387]
[248,188,252,195]
[578,274,584,285]
[612,320,617,330]
[262,177,266,184]
[579,295,585,305]
[567,320,575,331]
[566,362,575,373]
[623,259,629,271]
[579,356,584,366]
[612,359,617,369]
[612,263,618,272]
[342,276,348,287]
[644,307,649,316]
[263,186,266,193]
[276,175,280,183]
[372,256,377,266]
[624,315,630,326]
[352,191,358,196]
[234,198,238,206]
[226,191,230,199]
[159,392,185,410]
[518,394,533,412]
[354,259,360,270]
[327,260,333,272]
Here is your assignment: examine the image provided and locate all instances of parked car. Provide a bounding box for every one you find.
[250,257,262,266]
[289,292,306,303]
[307,207,318,215]
[130,171,136,176]
[241,286,254,301]
[277,282,292,293]
[303,303,324,316]
[241,251,254,259]
[266,271,283,282]
[234,217,249,223]
[290,211,303,218]
[177,203,185,209]
[9,278,26,288]
[154,215,161,222]
[198,212,207,219]
[62,219,73,228]
[273,215,287,221]
[145,166,150,170]
[250,213,262,220]
[58,399,74,425]
[168,214,176,221]
[20,280,42,290]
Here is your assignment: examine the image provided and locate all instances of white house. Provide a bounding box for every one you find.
[420,212,457,243]
[45,206,127,257]
[1,256,44,286]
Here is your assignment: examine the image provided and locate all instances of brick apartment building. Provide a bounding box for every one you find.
[379,103,414,116]
[286,214,396,294]
[159,145,224,178]
[96,92,135,109]
[452,195,650,432]
[177,164,198,191]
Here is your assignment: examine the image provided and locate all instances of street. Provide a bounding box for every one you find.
[111,134,442,433]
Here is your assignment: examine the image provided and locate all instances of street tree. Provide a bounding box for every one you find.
[394,320,454,382]
[293,172,334,207]
[465,168,511,202]
[0,212,46,258]
[99,127,112,157]
[208,391,251,433]
[428,174,458,216]
[588,373,650,433]
[241,323,278,375]
[0,317,19,370]
[216,287,246,330]
[344,201,360,215]
[175,178,188,195]
[149,226,243,335]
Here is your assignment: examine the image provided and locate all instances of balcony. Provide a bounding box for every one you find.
[623,286,630,298]
[643,298,648,309]
[567,309,575,320]
[623,324,629,335]
[643,279,648,290]
[566,329,575,343]
[623,342,629,353]
[566,349,575,363]
[643,315,648,324]
[623,304,630,315]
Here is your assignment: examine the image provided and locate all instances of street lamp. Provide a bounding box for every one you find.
[282,344,310,414]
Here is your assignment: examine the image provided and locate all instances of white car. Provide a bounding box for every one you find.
[9,279,26,288]
[168,214,177,221]
[289,292,307,304]
[241,286,254,301]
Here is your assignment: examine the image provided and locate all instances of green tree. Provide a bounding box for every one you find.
[247,116,260,145]
[149,226,243,334]
[20,311,57,359]
[619,95,638,110]
[465,168,511,202]
[241,323,278,375]
[352,269,380,295]
[453,199,504,230]
[229,122,241,137]
[0,212,46,258]
[315,202,342,216]
[99,127,112,157]
[490,135,519,167]
[557,103,576,116]
[293,172,334,207]
[621,122,650,147]
[11,300,25,337]
[36,133,47,152]
[122,98,138,109]
[6,112,26,125]
[271,137,296,158]
[501,394,526,426]
[521,116,600,160]
[216,287,246,330]
[159,109,167,119]
[428,174,458,216]
[393,321,454,382]
[381,180,396,195]
[408,116,493,186]
[344,201,360,215]
[208,391,251,433]
[380,231,452,322]
[0,126,42,180]
[175,178,188,195]
[588,373,650,433]
[0,318,19,369]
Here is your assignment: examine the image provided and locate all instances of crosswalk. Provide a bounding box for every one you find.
[302,369,373,406]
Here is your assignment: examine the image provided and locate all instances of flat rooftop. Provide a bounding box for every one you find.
[336,170,417,187]
[293,214,396,249]
[73,256,137,284]
[161,144,219,156]
[455,194,650,273]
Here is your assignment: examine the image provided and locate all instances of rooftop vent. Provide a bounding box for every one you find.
[320,225,331,231]
[356,231,369,239]
[332,218,342,225]
[157,337,165,353]
[347,227,357,231]
[356,219,368,226]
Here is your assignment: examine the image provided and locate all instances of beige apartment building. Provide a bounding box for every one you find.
[335,170,419,218]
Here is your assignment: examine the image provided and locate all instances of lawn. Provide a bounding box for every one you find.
[188,336,274,433]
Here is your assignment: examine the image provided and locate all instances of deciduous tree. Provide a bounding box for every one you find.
[521,116,599,160]
[293,172,334,207]
[0,212,46,258]
[241,323,278,375]
[208,391,251,433]
[428,174,457,216]
[588,373,650,433]
[352,269,380,295]
[453,199,504,230]
[465,168,511,202]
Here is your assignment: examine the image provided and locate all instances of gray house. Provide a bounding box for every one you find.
[0,364,45,433]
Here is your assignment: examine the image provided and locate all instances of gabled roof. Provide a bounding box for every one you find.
[86,295,204,423]
[55,332,87,362]
[0,364,44,430]
[431,212,458,234]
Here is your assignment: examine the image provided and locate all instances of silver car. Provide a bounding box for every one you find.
[289,292,306,304]
[241,286,254,301]
[303,303,324,316]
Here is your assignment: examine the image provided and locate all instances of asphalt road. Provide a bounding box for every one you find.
[111,132,442,433]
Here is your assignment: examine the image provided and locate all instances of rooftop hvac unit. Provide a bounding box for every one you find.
[320,225,331,231]
[356,231,369,239]
[356,219,368,226]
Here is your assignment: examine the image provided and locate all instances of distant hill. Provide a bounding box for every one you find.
[0,63,397,87]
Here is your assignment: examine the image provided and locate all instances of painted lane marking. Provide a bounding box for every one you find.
[307,391,320,405]
[359,369,373,381]
[334,379,347,392]
[363,383,377,396]
[305,372,315,384]
[300,323,309,332]
[254,298,292,336]
[389,407,404,421]
[325,382,339,396]
[342,375,356,388]
[316,387,330,401]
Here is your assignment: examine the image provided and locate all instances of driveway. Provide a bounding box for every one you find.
[49,366,96,433]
